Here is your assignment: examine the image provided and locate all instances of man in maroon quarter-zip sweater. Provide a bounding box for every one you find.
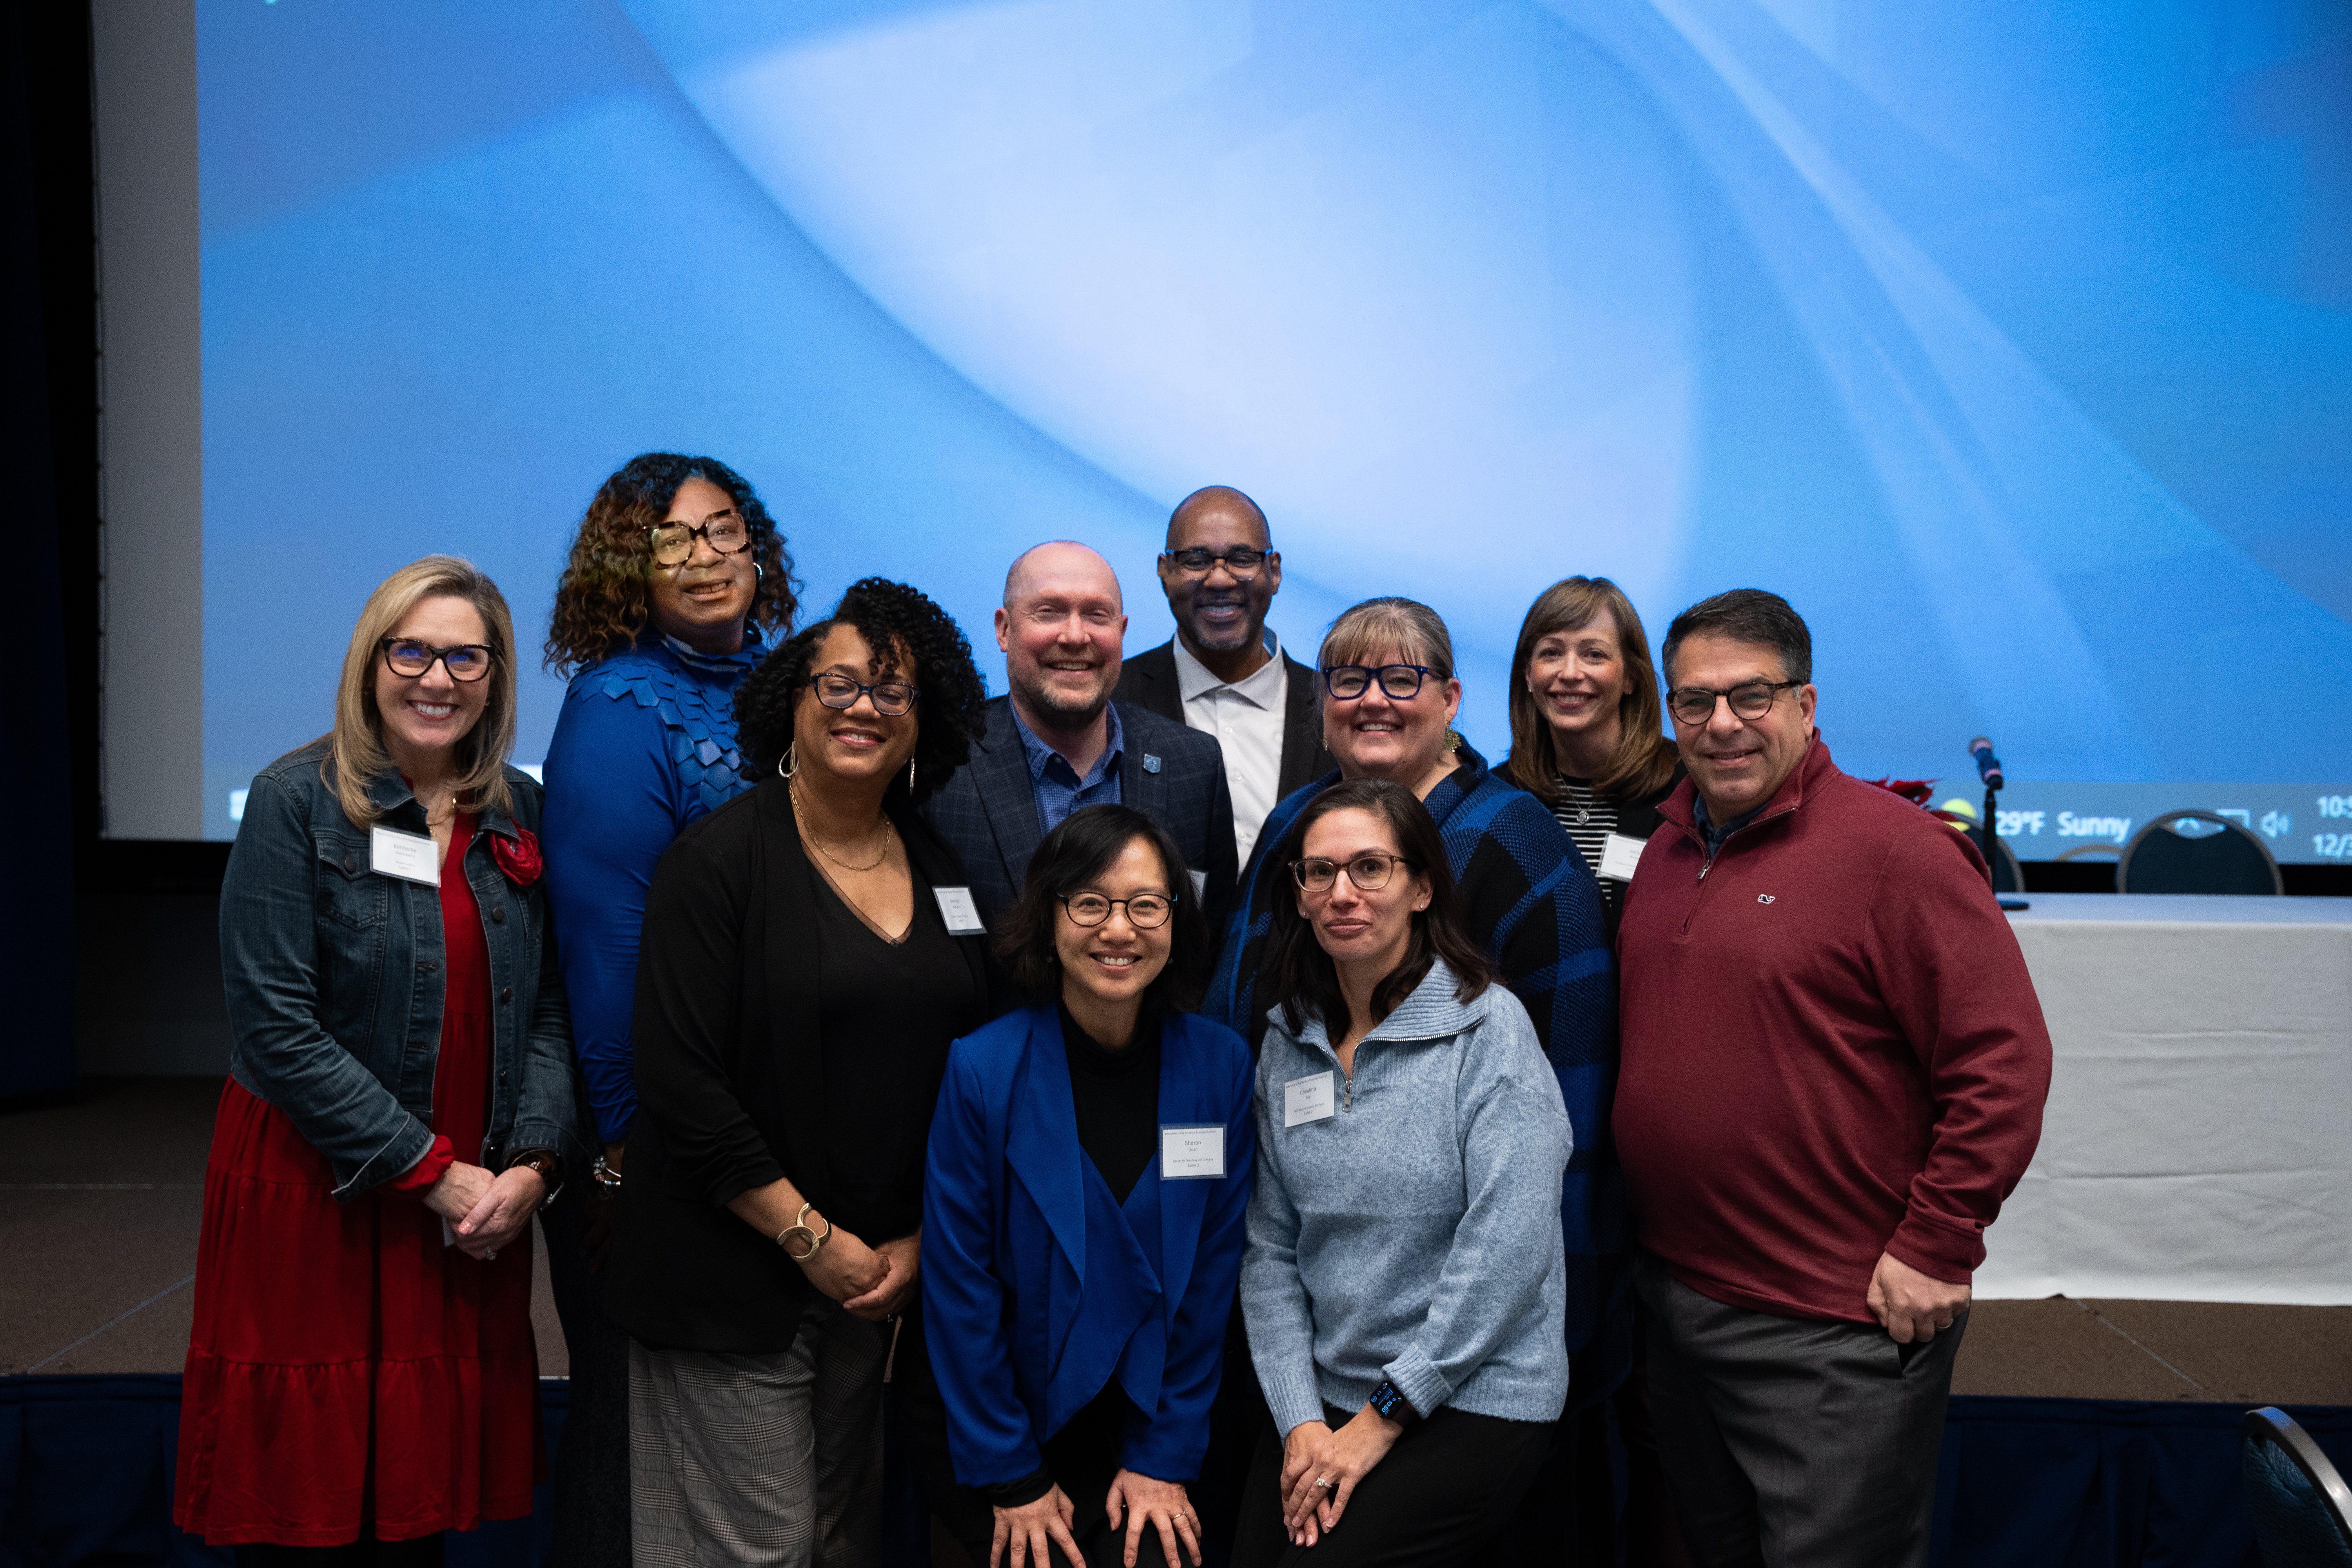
[1614,589,2051,1568]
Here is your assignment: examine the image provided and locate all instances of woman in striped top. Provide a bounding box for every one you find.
[1502,575,1682,940]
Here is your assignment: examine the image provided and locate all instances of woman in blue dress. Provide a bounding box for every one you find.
[924,805,1257,1568]
[537,451,797,1566]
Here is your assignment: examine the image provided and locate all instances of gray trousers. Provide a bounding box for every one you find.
[629,1301,890,1568]
[1633,1253,1964,1568]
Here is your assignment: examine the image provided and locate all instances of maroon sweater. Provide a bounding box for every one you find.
[1614,737,2050,1325]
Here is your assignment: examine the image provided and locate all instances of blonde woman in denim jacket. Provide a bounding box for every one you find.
[175,556,582,1567]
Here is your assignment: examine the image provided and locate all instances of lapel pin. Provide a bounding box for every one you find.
[1143,754,1163,774]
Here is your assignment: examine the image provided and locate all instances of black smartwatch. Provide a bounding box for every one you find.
[1367,1379,1418,1425]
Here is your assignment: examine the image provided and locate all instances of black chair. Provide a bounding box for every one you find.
[2242,1406,2352,1565]
[2119,810,2283,895]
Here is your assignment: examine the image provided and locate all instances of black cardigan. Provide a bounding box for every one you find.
[605,779,998,1353]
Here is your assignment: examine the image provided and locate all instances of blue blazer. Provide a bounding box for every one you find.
[922,1004,1257,1487]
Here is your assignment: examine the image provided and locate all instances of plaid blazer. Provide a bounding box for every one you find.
[921,696,1240,932]
[1203,743,1631,1406]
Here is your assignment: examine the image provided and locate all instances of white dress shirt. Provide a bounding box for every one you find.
[1173,632,1290,869]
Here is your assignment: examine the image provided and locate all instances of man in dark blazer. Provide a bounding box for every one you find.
[1114,486,1332,872]
[924,541,1238,930]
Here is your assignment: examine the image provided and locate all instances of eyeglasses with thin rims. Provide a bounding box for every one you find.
[1321,664,1432,701]
[808,673,919,717]
[1666,679,1803,728]
[645,508,751,568]
[1290,853,1416,893]
[1058,891,1176,928]
[379,637,495,682]
[1161,546,1270,580]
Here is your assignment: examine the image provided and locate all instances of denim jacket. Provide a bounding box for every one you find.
[219,738,583,1199]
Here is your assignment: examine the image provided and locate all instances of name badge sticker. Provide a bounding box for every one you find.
[370,825,441,886]
[1597,831,1648,883]
[1283,1071,1336,1129]
[934,886,985,935]
[1160,1124,1226,1180]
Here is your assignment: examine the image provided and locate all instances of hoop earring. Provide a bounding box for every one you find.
[754,560,764,582]
[778,743,798,781]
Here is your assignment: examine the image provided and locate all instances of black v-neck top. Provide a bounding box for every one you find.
[813,868,979,1242]
[1057,1000,1162,1206]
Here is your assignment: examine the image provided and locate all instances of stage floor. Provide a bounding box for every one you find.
[5,1078,2349,1406]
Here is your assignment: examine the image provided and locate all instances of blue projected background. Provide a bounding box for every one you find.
[197,0,2352,857]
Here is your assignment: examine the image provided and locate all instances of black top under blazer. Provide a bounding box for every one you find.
[1114,640,1336,809]
[605,778,996,1354]
[921,696,1240,930]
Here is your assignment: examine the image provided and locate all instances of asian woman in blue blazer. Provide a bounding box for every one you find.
[923,805,1256,1568]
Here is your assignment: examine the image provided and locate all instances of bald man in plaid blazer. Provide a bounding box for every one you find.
[923,542,1238,933]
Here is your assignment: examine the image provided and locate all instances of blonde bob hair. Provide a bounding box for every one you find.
[1317,596,1463,760]
[1501,575,1678,804]
[327,555,519,829]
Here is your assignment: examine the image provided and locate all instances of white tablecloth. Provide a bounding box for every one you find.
[1975,894,2352,1304]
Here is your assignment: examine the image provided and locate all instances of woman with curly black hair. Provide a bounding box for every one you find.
[537,452,797,1568]
[606,577,998,1564]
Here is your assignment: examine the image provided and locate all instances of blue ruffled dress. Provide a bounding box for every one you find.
[543,632,765,1144]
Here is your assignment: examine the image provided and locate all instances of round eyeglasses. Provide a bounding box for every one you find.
[379,637,495,682]
[1666,680,1802,727]
[809,673,918,717]
[1321,664,1432,701]
[1162,546,1269,579]
[646,509,751,568]
[1058,891,1175,928]
[1290,853,1415,893]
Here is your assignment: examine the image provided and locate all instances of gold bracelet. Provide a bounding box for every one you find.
[776,1202,831,1261]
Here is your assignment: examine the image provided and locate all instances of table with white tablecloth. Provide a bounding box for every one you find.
[1975,893,2352,1305]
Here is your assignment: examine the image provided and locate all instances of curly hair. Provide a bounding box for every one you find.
[733,578,989,806]
[544,452,799,673]
[992,805,1210,1011]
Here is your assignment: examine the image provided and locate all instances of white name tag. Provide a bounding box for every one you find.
[1160,1124,1226,1180]
[370,825,441,886]
[1283,1071,1336,1128]
[934,886,985,935]
[1597,831,1648,883]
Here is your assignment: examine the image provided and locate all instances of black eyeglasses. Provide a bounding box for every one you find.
[808,673,918,717]
[379,637,495,682]
[1666,680,1802,727]
[646,509,751,567]
[1058,891,1176,927]
[1290,853,1416,893]
[1321,664,1432,701]
[1162,546,1270,580]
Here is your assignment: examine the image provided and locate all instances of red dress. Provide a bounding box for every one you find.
[176,815,544,1546]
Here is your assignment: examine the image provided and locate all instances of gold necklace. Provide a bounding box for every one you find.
[789,780,894,873]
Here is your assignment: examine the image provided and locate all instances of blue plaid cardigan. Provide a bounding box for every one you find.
[1203,742,1631,1403]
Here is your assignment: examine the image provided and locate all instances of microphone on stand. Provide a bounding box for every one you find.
[1967,737,2002,893]
[1969,737,2004,791]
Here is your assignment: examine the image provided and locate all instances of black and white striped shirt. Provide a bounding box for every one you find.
[1552,774,1621,909]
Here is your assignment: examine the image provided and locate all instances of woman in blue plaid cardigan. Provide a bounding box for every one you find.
[1199,596,1622,1563]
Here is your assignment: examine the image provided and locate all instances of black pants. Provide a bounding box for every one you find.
[540,1189,632,1568]
[235,1535,441,1567]
[919,1379,1187,1568]
[1634,1253,1963,1568]
[1230,1404,1550,1568]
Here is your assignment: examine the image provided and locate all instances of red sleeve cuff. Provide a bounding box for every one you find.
[1887,1207,1986,1285]
[387,1136,455,1194]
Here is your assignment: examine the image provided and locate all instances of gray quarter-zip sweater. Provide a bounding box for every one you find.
[1241,960,1572,1434]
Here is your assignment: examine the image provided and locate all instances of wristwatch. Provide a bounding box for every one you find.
[506,1148,561,1206]
[1367,1380,1418,1425]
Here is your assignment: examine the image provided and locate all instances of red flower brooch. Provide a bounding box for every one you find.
[493,827,543,887]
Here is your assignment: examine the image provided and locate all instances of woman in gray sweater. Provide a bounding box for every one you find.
[1235,777,1572,1567]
